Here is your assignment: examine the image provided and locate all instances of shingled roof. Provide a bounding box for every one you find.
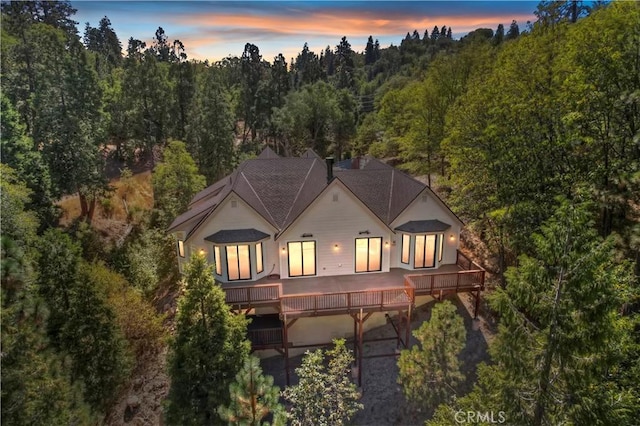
[168,149,460,239]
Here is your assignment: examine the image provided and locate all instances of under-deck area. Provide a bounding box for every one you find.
[223,250,485,386]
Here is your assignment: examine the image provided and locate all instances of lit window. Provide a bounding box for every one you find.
[414,234,436,268]
[256,242,263,274]
[177,240,185,258]
[288,241,316,277]
[214,246,221,275]
[438,233,444,262]
[401,234,410,264]
[355,237,382,273]
[226,245,251,280]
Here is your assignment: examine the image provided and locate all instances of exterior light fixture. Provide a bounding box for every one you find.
[199,249,205,255]
[334,244,339,250]
[282,247,286,252]
[385,241,389,247]
[449,234,456,241]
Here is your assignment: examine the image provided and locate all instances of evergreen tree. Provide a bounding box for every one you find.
[83,16,122,77]
[506,20,520,39]
[283,339,363,426]
[186,69,235,184]
[398,300,466,410]
[37,229,131,412]
[494,23,505,44]
[1,237,94,425]
[151,140,206,227]
[430,200,637,425]
[364,35,376,65]
[293,43,323,88]
[334,36,355,91]
[218,356,286,426]
[166,253,250,425]
[430,25,440,42]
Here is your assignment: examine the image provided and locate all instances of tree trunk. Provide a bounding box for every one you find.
[533,233,568,425]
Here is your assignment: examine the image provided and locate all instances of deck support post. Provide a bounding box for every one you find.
[396,311,401,348]
[405,304,412,349]
[283,317,297,386]
[474,287,481,319]
[358,308,364,388]
[353,314,358,361]
[283,313,290,386]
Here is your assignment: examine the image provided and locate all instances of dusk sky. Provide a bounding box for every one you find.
[72,1,539,62]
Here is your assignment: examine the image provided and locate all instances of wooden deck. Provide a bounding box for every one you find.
[227,250,486,386]
[222,250,485,318]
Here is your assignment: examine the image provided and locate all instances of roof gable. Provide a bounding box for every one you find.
[169,152,462,240]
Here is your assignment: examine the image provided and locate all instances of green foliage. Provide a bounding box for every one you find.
[273,81,355,158]
[81,262,165,370]
[152,140,206,228]
[398,300,466,410]
[118,226,177,294]
[187,67,235,184]
[218,356,287,426]
[166,253,250,425]
[1,238,94,425]
[0,96,57,227]
[283,338,363,426]
[37,229,131,413]
[430,200,638,425]
[0,165,39,251]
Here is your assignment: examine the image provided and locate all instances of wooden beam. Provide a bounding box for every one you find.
[405,305,412,349]
[358,308,364,388]
[474,288,481,319]
[283,314,290,386]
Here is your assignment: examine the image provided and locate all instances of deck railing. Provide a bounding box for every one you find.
[406,250,485,296]
[222,250,484,314]
[456,249,484,271]
[280,286,414,316]
[248,327,283,348]
[224,283,282,306]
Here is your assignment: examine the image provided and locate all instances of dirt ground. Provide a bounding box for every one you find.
[261,292,495,426]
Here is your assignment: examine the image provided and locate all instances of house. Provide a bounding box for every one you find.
[168,148,484,384]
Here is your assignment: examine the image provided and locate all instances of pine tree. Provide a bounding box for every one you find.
[151,140,206,227]
[283,339,363,426]
[494,23,505,44]
[186,69,235,185]
[364,35,375,65]
[37,229,131,412]
[1,173,93,424]
[218,356,286,426]
[506,20,520,39]
[431,26,440,42]
[166,253,250,425]
[398,300,466,410]
[429,200,638,425]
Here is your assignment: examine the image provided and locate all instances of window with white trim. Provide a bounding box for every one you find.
[177,240,185,258]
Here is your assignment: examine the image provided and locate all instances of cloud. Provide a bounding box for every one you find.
[74,1,537,61]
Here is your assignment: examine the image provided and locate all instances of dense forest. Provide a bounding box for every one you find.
[1,0,638,424]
